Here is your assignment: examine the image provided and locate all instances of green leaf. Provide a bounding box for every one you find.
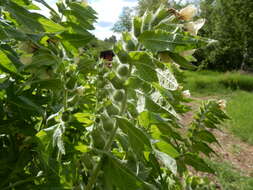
[192,141,215,157]
[151,5,170,27]
[103,154,154,190]
[129,51,158,83]
[150,126,180,158]
[116,116,152,154]
[0,21,27,41]
[138,111,170,128]
[59,32,93,48]
[74,143,89,153]
[52,124,65,155]
[133,16,142,37]
[5,1,63,33]
[154,150,177,175]
[22,51,59,70]
[136,90,179,118]
[18,95,44,114]
[195,130,219,144]
[0,50,18,74]
[139,30,207,52]
[183,153,214,174]
[141,10,153,32]
[166,51,197,70]
[74,112,94,127]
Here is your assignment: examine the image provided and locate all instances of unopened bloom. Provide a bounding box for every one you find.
[218,99,226,110]
[184,19,205,36]
[182,90,191,98]
[179,5,197,21]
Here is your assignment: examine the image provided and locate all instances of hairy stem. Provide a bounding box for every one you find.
[86,91,129,190]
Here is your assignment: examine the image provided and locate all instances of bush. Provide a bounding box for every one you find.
[185,71,253,95]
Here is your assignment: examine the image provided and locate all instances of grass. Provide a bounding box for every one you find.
[208,160,253,190]
[184,70,253,96]
[184,70,253,189]
[226,91,253,144]
[184,70,253,144]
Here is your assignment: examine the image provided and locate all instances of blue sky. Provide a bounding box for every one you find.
[41,0,138,40]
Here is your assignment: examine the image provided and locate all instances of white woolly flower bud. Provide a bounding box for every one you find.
[184,19,205,36]
[182,90,191,98]
[179,5,198,21]
[218,99,226,110]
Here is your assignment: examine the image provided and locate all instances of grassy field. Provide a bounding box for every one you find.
[184,70,253,96]
[184,70,253,189]
[184,70,253,144]
[208,160,253,190]
[226,91,253,144]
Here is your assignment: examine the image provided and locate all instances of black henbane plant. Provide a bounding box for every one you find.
[0,1,228,189]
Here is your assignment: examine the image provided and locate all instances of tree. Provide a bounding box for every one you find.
[104,35,117,44]
[112,7,135,33]
[197,0,253,71]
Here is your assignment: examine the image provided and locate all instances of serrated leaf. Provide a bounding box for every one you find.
[192,141,215,157]
[129,51,158,83]
[103,154,154,190]
[52,124,65,155]
[0,50,18,74]
[195,130,219,144]
[154,150,177,175]
[5,1,65,33]
[0,21,27,40]
[166,51,197,70]
[133,16,142,37]
[60,32,93,48]
[136,90,179,119]
[183,153,214,173]
[22,51,59,70]
[138,111,170,128]
[150,126,180,158]
[139,29,208,52]
[155,68,178,91]
[151,5,170,27]
[18,95,44,114]
[116,117,152,155]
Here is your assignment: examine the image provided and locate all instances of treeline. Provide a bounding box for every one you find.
[112,0,253,71]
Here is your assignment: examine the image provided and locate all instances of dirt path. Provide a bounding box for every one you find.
[182,97,253,177]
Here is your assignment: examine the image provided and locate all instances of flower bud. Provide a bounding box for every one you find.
[179,5,197,21]
[182,90,191,98]
[184,19,205,36]
[218,99,226,110]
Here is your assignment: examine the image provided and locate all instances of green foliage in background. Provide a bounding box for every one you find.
[0,0,229,189]
[197,0,253,71]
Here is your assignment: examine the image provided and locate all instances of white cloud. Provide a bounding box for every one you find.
[89,0,137,40]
